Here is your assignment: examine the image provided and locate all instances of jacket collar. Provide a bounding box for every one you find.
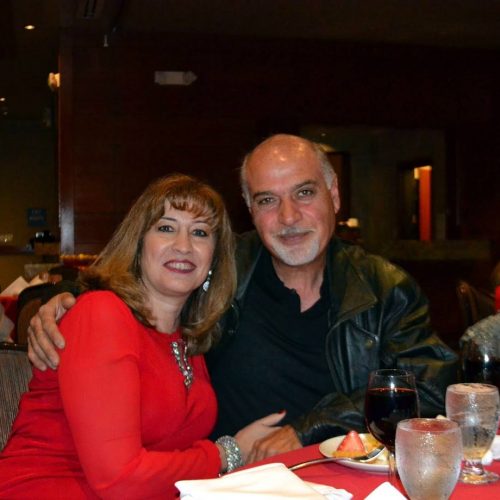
[234,231,378,319]
[325,238,378,325]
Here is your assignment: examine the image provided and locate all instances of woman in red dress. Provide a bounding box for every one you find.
[0,174,279,499]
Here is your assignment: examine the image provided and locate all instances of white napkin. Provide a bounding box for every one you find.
[491,435,500,459]
[364,481,407,500]
[175,463,352,500]
[28,275,46,286]
[0,275,48,298]
[482,435,500,464]
[307,481,353,499]
[0,276,29,296]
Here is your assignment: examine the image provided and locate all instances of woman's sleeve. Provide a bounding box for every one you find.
[58,292,220,499]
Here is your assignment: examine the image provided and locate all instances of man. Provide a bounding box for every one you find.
[29,134,458,462]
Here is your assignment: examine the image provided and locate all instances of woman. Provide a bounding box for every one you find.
[0,174,278,499]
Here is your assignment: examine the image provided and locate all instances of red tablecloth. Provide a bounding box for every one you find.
[0,295,17,340]
[251,444,500,499]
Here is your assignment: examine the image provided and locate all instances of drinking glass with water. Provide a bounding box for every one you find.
[446,383,500,484]
[396,418,462,500]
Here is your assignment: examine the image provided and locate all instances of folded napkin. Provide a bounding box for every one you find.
[27,275,47,287]
[175,463,352,500]
[0,276,29,296]
[364,482,407,500]
[0,274,48,297]
[482,435,500,465]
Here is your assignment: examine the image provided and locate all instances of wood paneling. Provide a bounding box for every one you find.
[58,34,500,257]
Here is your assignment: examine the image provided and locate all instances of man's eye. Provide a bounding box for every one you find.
[297,189,314,198]
[256,197,275,206]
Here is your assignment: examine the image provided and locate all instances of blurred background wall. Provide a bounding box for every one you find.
[1,1,500,347]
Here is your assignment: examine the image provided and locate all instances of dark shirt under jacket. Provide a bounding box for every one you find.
[209,249,336,439]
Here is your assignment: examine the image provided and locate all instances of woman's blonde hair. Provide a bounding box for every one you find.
[80,174,236,354]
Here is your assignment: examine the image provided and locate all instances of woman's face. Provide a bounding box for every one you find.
[140,203,216,302]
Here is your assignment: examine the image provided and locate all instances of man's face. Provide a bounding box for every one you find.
[245,139,340,268]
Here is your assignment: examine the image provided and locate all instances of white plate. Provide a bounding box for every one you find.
[319,433,389,473]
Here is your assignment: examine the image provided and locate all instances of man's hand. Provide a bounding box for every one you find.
[245,425,302,464]
[27,292,76,370]
[234,411,286,462]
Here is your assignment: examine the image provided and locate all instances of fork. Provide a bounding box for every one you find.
[288,445,385,471]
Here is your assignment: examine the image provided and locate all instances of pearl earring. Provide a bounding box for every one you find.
[202,270,213,292]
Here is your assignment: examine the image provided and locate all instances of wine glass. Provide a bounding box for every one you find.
[365,369,420,485]
[446,383,500,484]
[396,418,462,500]
[461,321,500,390]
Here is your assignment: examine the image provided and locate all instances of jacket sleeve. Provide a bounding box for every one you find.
[291,270,458,446]
[38,279,82,304]
[290,390,367,445]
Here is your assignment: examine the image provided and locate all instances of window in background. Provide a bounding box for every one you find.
[398,164,433,241]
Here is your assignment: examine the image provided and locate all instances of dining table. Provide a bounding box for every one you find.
[0,295,17,340]
[250,443,500,499]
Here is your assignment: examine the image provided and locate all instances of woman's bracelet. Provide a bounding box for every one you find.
[215,435,243,473]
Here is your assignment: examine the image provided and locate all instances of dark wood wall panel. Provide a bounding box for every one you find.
[74,213,122,254]
[58,34,500,256]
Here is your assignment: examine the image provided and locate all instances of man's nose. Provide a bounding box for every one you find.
[278,198,301,225]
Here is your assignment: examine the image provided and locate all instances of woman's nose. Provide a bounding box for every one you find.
[278,198,301,225]
[172,229,192,253]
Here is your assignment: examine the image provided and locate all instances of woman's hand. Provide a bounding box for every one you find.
[28,292,76,370]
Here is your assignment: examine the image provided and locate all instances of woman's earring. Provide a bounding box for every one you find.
[202,270,213,292]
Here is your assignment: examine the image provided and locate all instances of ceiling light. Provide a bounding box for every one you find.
[0,97,6,102]
[24,24,36,30]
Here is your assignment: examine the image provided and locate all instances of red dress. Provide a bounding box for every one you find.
[0,291,220,499]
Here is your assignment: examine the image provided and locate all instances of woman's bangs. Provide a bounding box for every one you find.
[168,191,218,229]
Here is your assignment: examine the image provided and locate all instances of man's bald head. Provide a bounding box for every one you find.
[240,134,337,207]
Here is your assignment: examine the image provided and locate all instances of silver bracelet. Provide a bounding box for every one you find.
[215,435,243,473]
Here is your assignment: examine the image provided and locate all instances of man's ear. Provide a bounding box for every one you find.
[242,193,253,214]
[330,180,341,214]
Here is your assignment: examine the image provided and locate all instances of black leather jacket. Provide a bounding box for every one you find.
[220,231,458,445]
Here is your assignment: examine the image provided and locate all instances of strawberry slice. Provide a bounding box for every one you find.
[336,431,366,453]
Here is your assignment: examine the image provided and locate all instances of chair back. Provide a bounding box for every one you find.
[0,343,32,450]
[15,283,55,345]
[456,280,496,331]
[491,261,500,289]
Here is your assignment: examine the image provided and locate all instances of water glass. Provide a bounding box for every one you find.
[446,383,500,484]
[461,315,500,390]
[396,418,462,500]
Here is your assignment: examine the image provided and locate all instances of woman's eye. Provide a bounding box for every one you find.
[193,228,209,237]
[158,225,174,232]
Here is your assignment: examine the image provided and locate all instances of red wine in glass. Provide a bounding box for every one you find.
[365,386,419,452]
[365,369,420,486]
